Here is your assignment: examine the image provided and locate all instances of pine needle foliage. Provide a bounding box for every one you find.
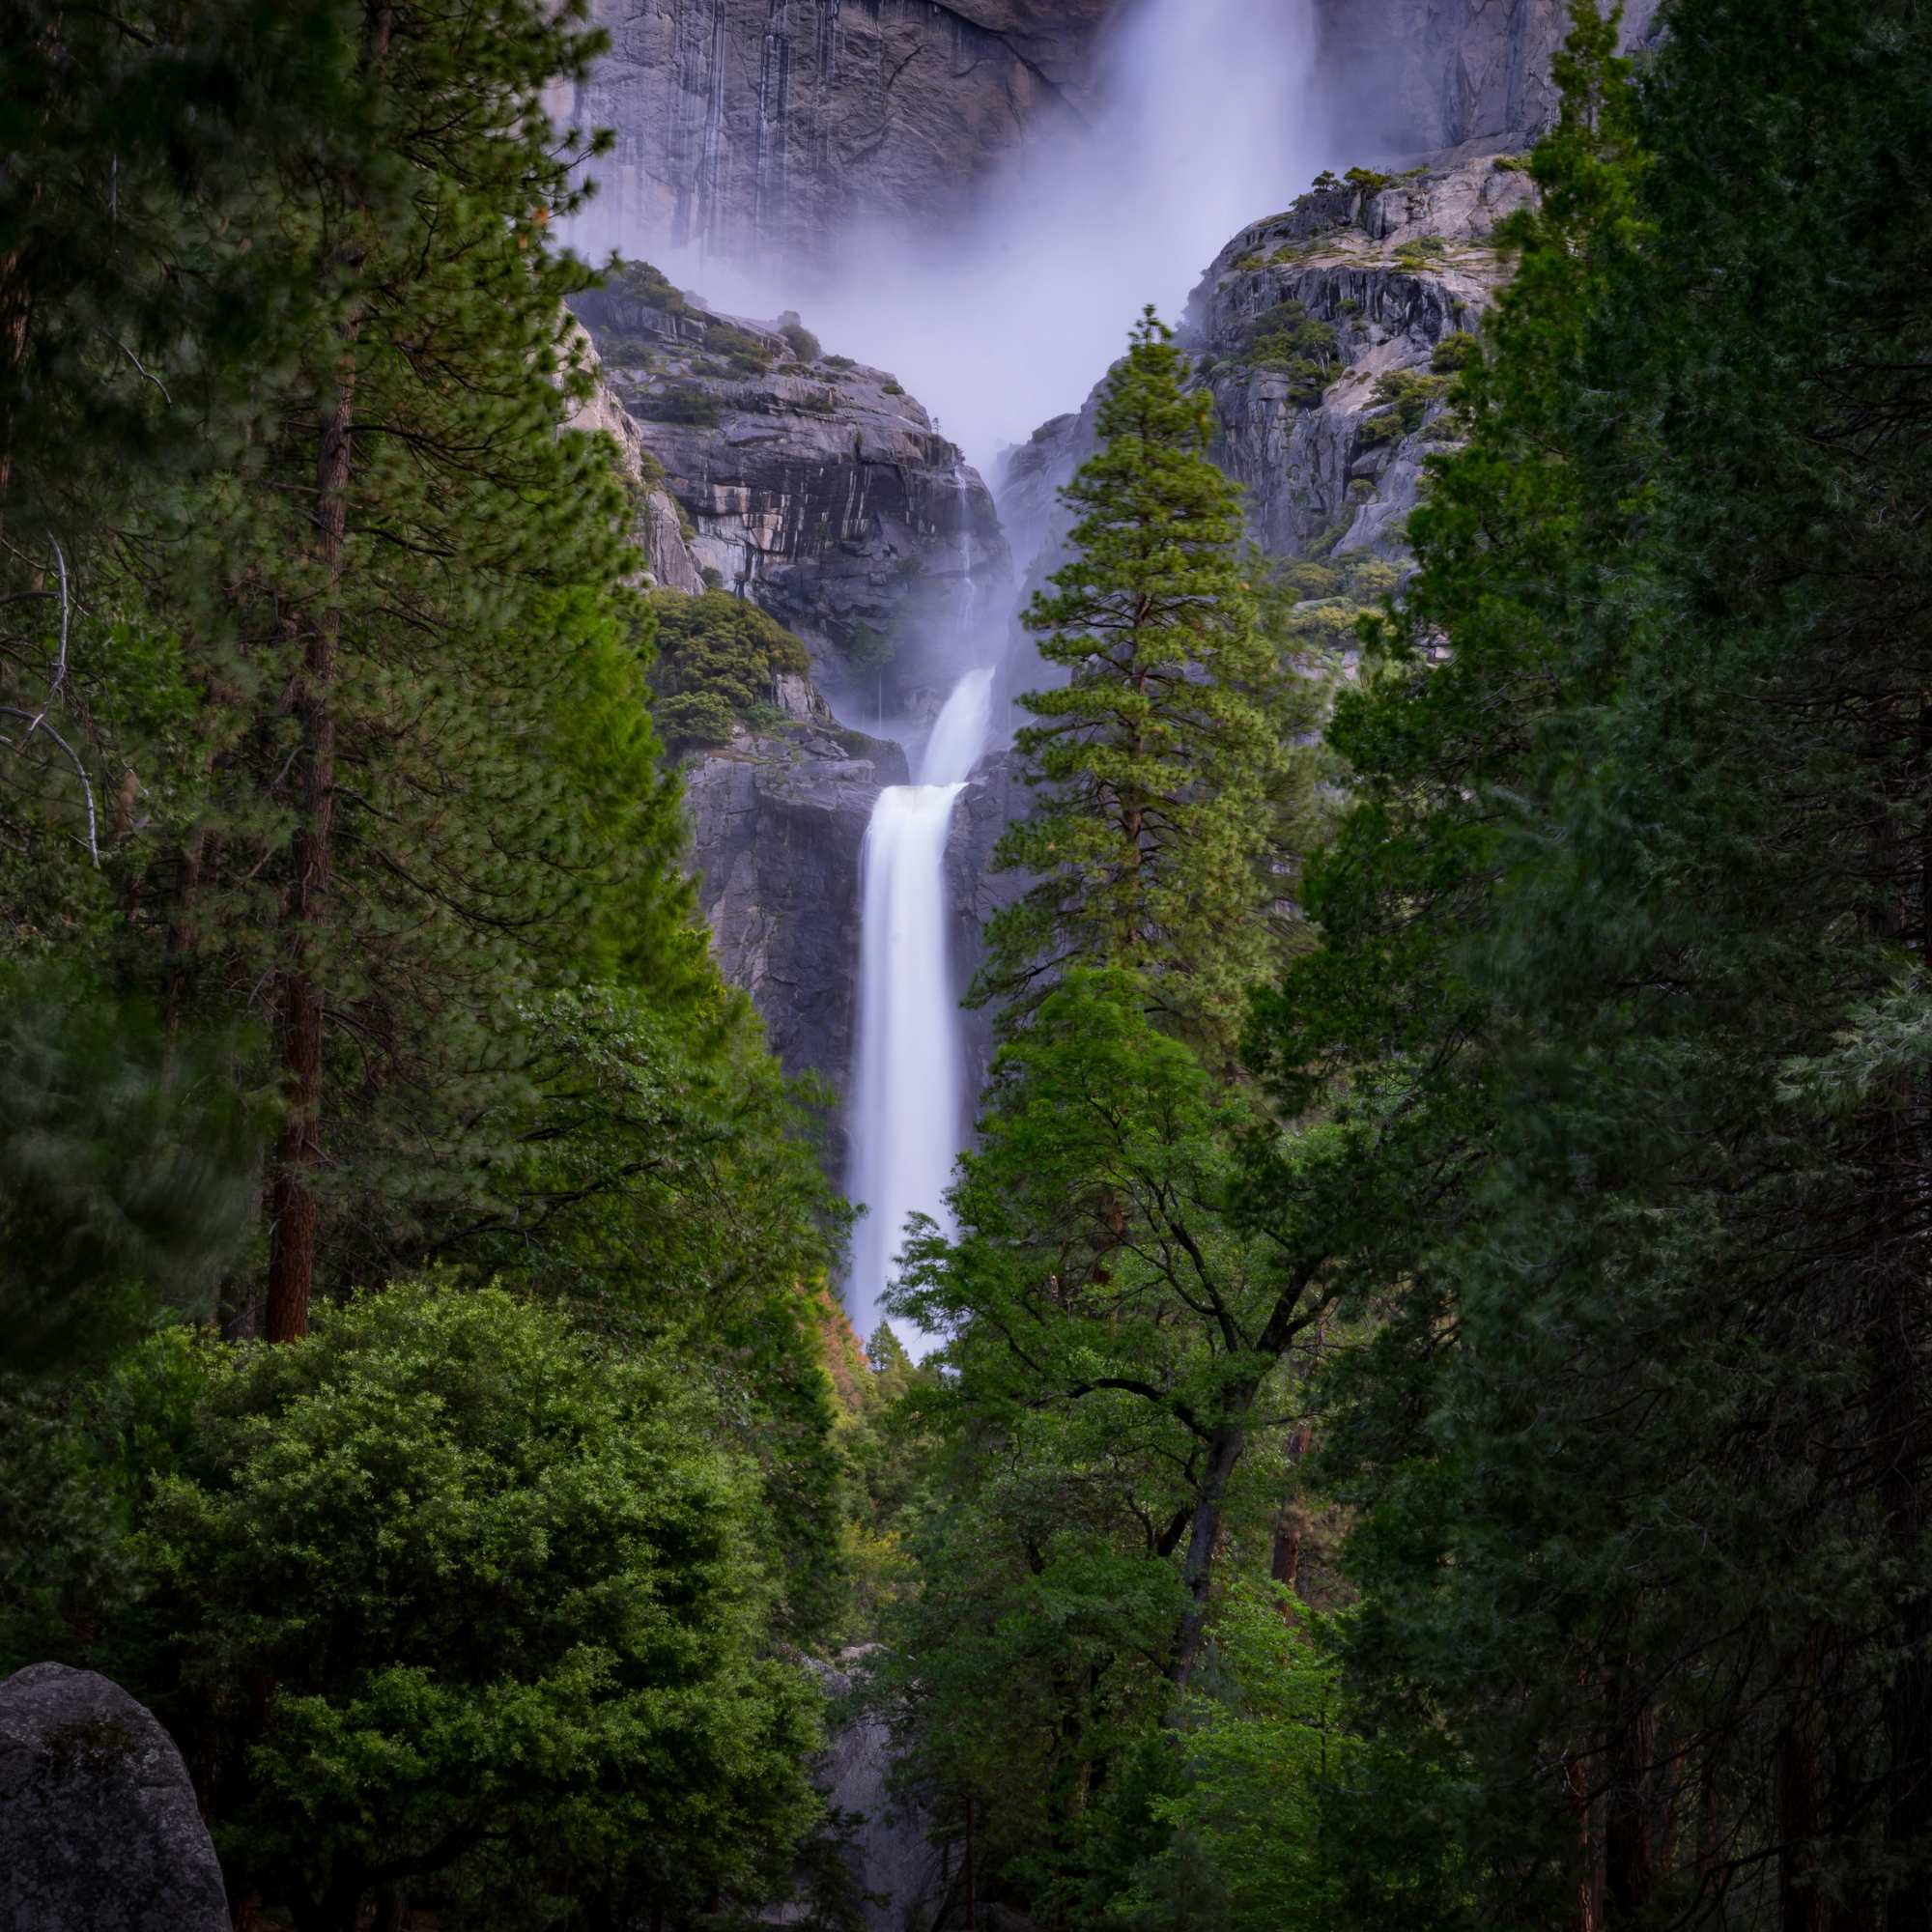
[978,307,1323,1062]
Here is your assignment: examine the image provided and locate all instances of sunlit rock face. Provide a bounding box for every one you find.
[1310,0,1665,159]
[560,0,1117,264]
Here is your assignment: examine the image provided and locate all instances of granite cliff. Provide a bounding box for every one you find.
[562,0,1663,273]
[560,0,1116,263]
[568,275,1006,1163]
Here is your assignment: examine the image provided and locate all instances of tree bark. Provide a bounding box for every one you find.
[264,375,353,1343]
[1171,1402,1254,1690]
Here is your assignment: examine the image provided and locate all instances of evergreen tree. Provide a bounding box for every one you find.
[978,309,1324,1060]
[1244,3,1932,1922]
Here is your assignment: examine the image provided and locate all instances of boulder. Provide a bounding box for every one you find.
[0,1662,228,1932]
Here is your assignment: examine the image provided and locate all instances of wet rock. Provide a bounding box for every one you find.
[685,723,909,1170]
[0,1662,229,1932]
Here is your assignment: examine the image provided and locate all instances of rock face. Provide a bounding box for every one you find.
[1185,156,1533,567]
[570,275,1009,716]
[561,0,1117,264]
[0,1662,229,1932]
[684,720,907,1171]
[802,1650,948,1932]
[1310,0,1665,160]
[998,156,1528,593]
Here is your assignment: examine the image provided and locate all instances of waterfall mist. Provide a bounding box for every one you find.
[634,0,1322,474]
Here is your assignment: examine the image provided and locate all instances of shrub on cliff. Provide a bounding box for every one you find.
[645,590,813,755]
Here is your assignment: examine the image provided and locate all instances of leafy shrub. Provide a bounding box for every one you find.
[1245,299,1340,405]
[634,383,724,428]
[1392,235,1449,272]
[780,321,822,363]
[25,1282,823,1930]
[882,380,905,397]
[611,258,686,314]
[647,589,811,754]
[703,320,775,376]
[1431,329,1481,374]
[1357,368,1448,446]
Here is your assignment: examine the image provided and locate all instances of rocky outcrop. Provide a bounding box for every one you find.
[562,0,1117,264]
[1310,0,1664,162]
[684,720,908,1169]
[0,1662,229,1932]
[571,275,1009,716]
[564,322,708,594]
[998,155,1528,593]
[1184,156,1533,567]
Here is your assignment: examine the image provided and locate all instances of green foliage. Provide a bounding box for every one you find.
[611,258,688,316]
[1241,0,1932,1921]
[705,320,777,376]
[1242,299,1340,405]
[1356,369,1448,446]
[635,381,726,425]
[1114,1589,1357,1932]
[644,589,813,755]
[780,320,822,363]
[979,308,1328,1060]
[18,1281,823,1929]
[881,380,905,396]
[1391,235,1448,271]
[1429,329,1481,374]
[0,963,267,1374]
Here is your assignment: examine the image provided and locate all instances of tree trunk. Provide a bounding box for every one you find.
[1605,1686,1658,1920]
[264,376,353,1343]
[261,0,390,1343]
[1171,1400,1255,1690]
[1776,1645,1825,1932]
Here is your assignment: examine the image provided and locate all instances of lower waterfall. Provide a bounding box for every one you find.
[847,668,995,1346]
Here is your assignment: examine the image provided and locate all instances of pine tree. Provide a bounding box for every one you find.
[1245,3,1932,1922]
[978,308,1322,1060]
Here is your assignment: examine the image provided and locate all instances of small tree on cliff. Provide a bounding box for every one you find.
[975,307,1321,1060]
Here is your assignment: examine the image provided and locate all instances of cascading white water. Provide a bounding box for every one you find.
[846,668,995,1345]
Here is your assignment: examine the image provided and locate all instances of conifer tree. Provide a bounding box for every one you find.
[978,308,1321,1060]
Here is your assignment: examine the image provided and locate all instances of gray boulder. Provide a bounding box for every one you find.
[0,1662,228,1932]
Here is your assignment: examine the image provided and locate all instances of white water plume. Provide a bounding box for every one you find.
[639,0,1321,473]
[846,668,996,1347]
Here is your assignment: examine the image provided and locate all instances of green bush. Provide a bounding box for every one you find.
[882,380,905,397]
[646,589,811,754]
[634,383,724,428]
[22,1282,822,1931]
[610,258,686,316]
[1358,368,1448,445]
[1392,235,1448,272]
[780,321,822,363]
[1430,329,1482,374]
[703,321,775,376]
[1244,298,1340,405]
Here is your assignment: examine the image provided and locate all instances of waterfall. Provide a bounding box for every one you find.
[846,668,995,1346]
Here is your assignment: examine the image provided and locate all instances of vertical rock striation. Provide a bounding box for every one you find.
[563,0,1117,264]
[1310,0,1665,161]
